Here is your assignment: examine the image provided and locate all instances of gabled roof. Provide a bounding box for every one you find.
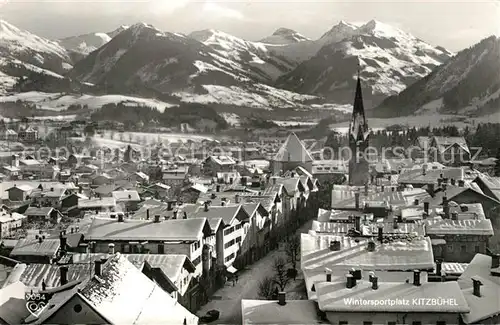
[191,204,248,225]
[242,299,327,324]
[28,254,198,325]
[112,190,140,202]
[125,254,195,283]
[85,217,212,241]
[10,238,60,257]
[0,281,29,325]
[8,263,91,289]
[78,197,117,209]
[431,136,470,154]
[273,132,313,163]
[473,174,500,201]
[24,207,54,217]
[421,218,494,236]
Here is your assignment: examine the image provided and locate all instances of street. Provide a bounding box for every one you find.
[197,220,313,324]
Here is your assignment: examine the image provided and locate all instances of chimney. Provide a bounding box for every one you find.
[391,187,395,192]
[60,235,67,253]
[167,201,173,211]
[60,266,68,285]
[354,192,360,210]
[472,277,482,297]
[377,225,383,242]
[229,177,234,184]
[424,201,430,214]
[393,217,398,229]
[371,276,378,290]
[413,270,421,286]
[422,165,427,175]
[183,211,187,219]
[118,214,124,222]
[438,178,442,187]
[211,193,216,200]
[235,194,240,204]
[326,272,332,282]
[216,184,221,192]
[273,177,277,185]
[346,274,355,289]
[354,215,361,232]
[458,180,465,187]
[95,259,102,276]
[173,210,178,219]
[369,271,375,282]
[491,254,500,269]
[364,184,368,196]
[443,197,450,219]
[451,178,456,186]
[108,243,115,255]
[428,183,435,196]
[50,187,54,192]
[414,199,419,206]
[367,241,375,252]
[204,202,209,212]
[381,185,385,192]
[277,292,286,306]
[350,268,362,280]
[146,209,150,220]
[330,240,341,251]
[154,215,161,223]
[451,212,458,221]
[436,259,442,276]
[38,237,43,244]
[42,279,47,291]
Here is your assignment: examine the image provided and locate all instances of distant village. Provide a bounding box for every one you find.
[0,77,499,325]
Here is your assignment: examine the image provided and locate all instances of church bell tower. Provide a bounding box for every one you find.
[348,69,370,186]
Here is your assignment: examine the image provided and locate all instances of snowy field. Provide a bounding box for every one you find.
[0,92,178,112]
[273,120,318,127]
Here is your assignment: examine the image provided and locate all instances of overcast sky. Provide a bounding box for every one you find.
[1,0,498,52]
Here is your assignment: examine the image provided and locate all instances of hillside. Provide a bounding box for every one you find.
[374,36,500,117]
[276,20,453,108]
[259,28,310,45]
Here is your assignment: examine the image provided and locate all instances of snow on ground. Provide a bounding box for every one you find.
[0,71,16,95]
[220,113,241,127]
[273,120,318,127]
[0,58,65,79]
[0,92,178,112]
[310,103,352,113]
[90,131,214,148]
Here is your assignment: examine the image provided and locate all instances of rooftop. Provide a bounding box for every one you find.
[10,238,60,257]
[241,299,327,324]
[273,132,313,163]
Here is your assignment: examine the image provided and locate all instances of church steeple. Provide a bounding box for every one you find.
[349,64,368,142]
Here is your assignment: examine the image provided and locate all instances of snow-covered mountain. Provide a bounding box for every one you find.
[259,28,310,45]
[375,35,500,117]
[67,23,322,110]
[0,19,72,74]
[189,29,296,81]
[58,25,130,59]
[276,20,453,108]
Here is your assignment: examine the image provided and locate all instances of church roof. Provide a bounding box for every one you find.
[273,132,313,163]
[349,75,369,142]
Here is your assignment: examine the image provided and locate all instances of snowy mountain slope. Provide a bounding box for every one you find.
[189,29,296,81]
[67,23,323,110]
[58,25,130,58]
[0,19,72,74]
[276,20,453,108]
[375,35,500,117]
[259,28,310,45]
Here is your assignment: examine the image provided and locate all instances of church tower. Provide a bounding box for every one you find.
[348,71,370,186]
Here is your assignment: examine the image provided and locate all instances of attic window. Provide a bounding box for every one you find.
[73,304,82,313]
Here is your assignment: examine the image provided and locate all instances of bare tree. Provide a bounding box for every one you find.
[257,276,275,300]
[272,256,290,291]
[285,235,300,270]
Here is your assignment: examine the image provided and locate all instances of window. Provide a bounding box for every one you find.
[192,256,201,266]
[447,244,453,251]
[123,244,130,253]
[461,245,467,253]
[236,236,242,243]
[73,304,82,313]
[158,244,164,254]
[475,245,480,253]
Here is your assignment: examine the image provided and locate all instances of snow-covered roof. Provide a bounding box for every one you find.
[0,281,29,325]
[461,275,500,324]
[78,197,116,209]
[85,217,211,241]
[10,238,60,257]
[421,218,494,236]
[301,233,434,271]
[316,280,469,313]
[242,299,326,324]
[273,132,313,163]
[112,190,140,202]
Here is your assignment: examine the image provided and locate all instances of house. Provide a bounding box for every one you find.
[472,174,500,202]
[0,210,26,239]
[429,136,471,165]
[129,171,150,184]
[203,156,236,176]
[67,154,93,167]
[190,204,251,269]
[2,165,20,179]
[315,273,469,324]
[457,253,500,324]
[24,207,63,223]
[112,190,141,211]
[421,216,493,263]
[147,183,171,199]
[77,197,117,213]
[9,238,60,263]
[17,126,38,142]
[20,253,198,325]
[91,173,114,186]
[83,217,213,277]
[30,187,68,208]
[162,166,189,187]
[0,281,30,325]
[6,185,33,201]
[180,183,209,203]
[61,193,88,211]
[271,132,314,174]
